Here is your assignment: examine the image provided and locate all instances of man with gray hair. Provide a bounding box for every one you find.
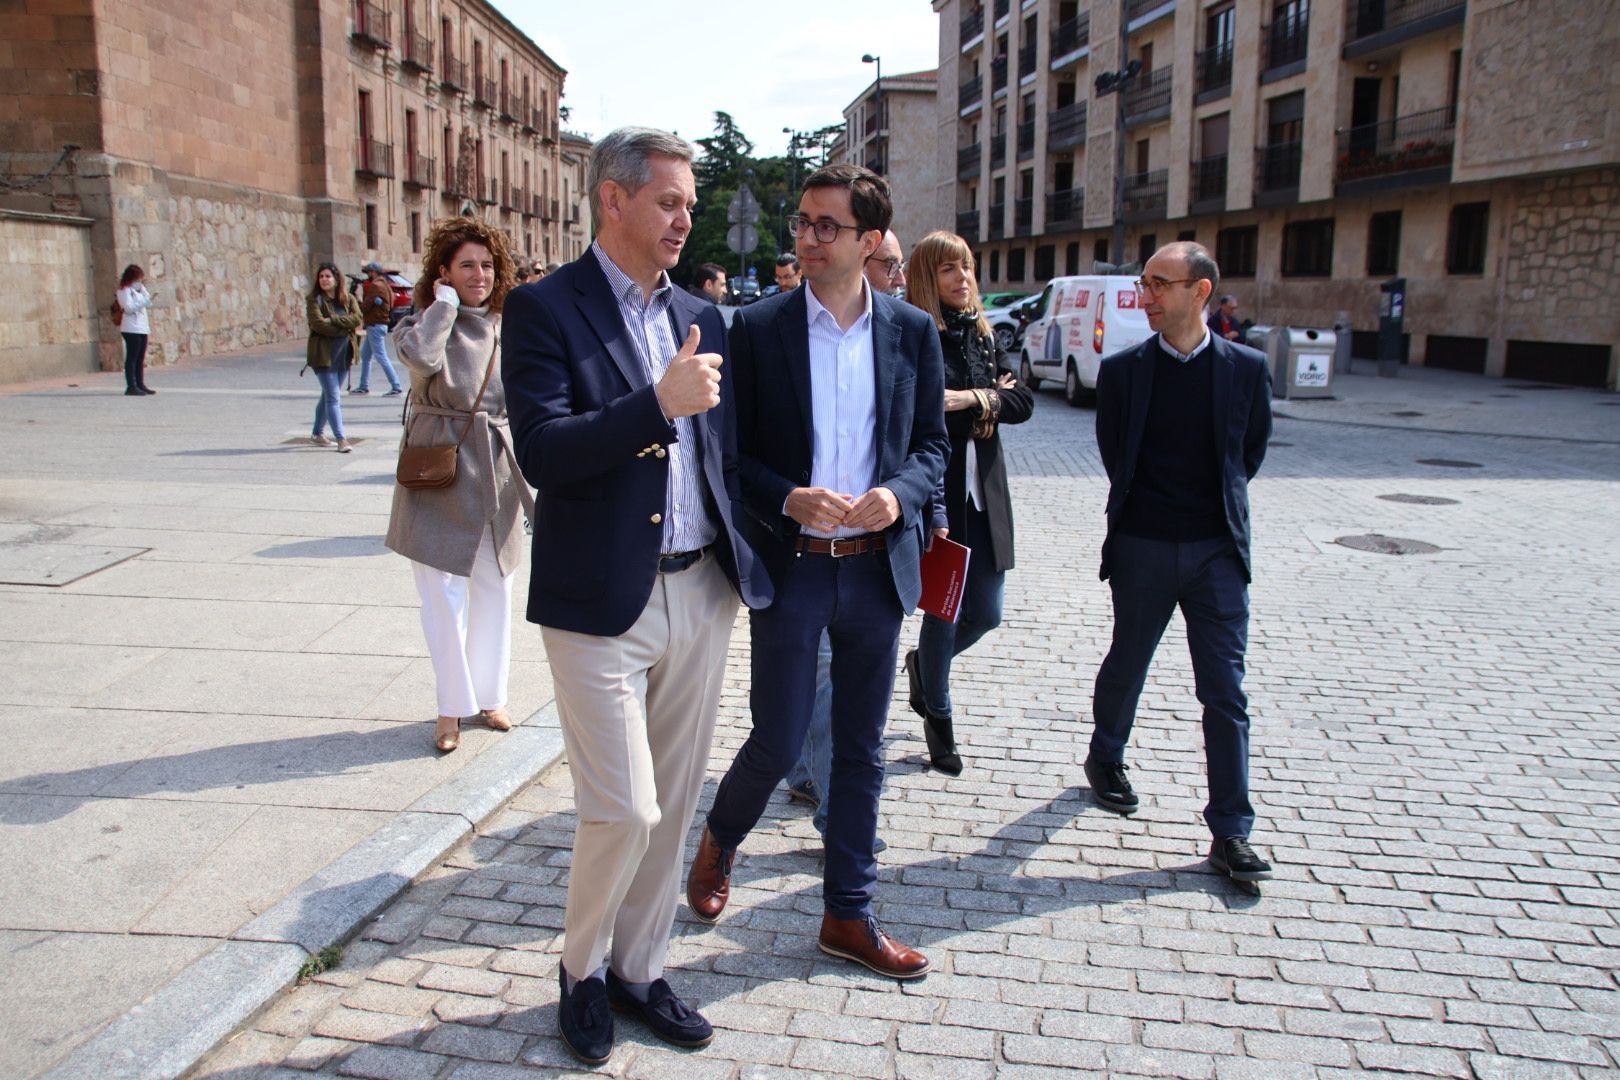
[863,230,906,297]
[503,126,771,1063]
[1084,240,1275,886]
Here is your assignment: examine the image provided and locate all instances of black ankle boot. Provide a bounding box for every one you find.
[921,711,963,776]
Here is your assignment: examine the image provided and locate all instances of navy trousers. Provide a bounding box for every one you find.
[1090,533,1255,839]
[705,546,903,918]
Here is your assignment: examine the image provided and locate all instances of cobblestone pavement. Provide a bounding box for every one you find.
[195,383,1620,1079]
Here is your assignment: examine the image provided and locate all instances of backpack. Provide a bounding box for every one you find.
[109,298,123,326]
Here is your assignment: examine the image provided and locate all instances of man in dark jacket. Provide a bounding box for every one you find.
[1086,241,1275,883]
[355,262,403,395]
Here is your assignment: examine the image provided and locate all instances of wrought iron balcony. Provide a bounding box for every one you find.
[1048,100,1087,151]
[1122,168,1168,222]
[476,178,497,206]
[550,198,560,221]
[1017,41,1037,79]
[990,130,1007,169]
[1335,106,1455,193]
[500,91,519,123]
[350,0,389,48]
[988,202,1007,239]
[1123,67,1172,127]
[1195,41,1233,98]
[401,29,434,72]
[442,171,468,200]
[993,0,1009,18]
[440,56,467,92]
[473,78,497,109]
[1127,0,1172,20]
[502,183,523,212]
[961,7,984,45]
[1046,187,1084,229]
[991,55,1008,92]
[1254,140,1303,203]
[958,143,983,179]
[355,138,393,178]
[956,209,981,239]
[1262,11,1309,76]
[403,152,434,189]
[1345,0,1466,57]
[1016,120,1035,161]
[1189,154,1227,212]
[1013,196,1033,236]
[1051,13,1090,59]
[959,74,984,109]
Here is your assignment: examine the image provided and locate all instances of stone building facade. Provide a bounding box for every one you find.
[558,130,594,264]
[840,69,939,255]
[930,0,1620,388]
[0,0,576,383]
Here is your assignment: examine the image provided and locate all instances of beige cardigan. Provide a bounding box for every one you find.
[384,300,531,577]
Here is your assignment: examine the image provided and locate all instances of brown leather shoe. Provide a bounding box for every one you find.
[685,827,734,924]
[818,913,930,979]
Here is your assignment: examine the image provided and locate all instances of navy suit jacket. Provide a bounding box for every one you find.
[730,286,949,612]
[1094,333,1272,582]
[502,253,770,636]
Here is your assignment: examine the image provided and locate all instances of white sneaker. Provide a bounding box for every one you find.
[337,439,353,453]
[311,434,335,446]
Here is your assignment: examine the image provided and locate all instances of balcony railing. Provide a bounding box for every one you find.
[550,198,560,221]
[993,0,1009,18]
[440,55,467,92]
[991,55,1008,92]
[1046,187,1084,229]
[1195,41,1233,97]
[1017,41,1037,79]
[1123,66,1173,126]
[1048,100,1088,150]
[1335,106,1455,191]
[1255,140,1303,198]
[350,0,389,47]
[865,151,884,174]
[1016,120,1035,161]
[403,152,434,189]
[502,183,523,212]
[1189,154,1228,210]
[956,209,981,238]
[477,178,498,206]
[1127,0,1172,21]
[442,171,468,200]
[1345,0,1466,53]
[401,29,434,72]
[988,201,1007,239]
[1122,168,1168,221]
[355,138,393,178]
[1262,11,1310,75]
[958,143,983,179]
[500,90,519,123]
[990,130,1007,169]
[1013,196,1033,236]
[961,7,984,44]
[473,77,497,109]
[1051,13,1090,59]
[959,75,984,109]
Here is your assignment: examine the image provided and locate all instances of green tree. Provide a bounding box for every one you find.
[676,112,798,289]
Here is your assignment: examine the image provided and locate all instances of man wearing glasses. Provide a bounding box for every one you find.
[864,230,907,297]
[687,164,948,978]
[774,253,802,292]
[1086,240,1275,884]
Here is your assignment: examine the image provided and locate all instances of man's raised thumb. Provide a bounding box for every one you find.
[677,324,701,357]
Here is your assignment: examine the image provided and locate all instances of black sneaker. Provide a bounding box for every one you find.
[605,970,713,1048]
[1083,757,1139,815]
[1210,837,1273,882]
[558,968,613,1065]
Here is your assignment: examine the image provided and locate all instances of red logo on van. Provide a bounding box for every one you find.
[1074,289,1090,308]
[1117,291,1138,309]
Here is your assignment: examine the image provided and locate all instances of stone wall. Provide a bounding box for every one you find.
[0,212,98,383]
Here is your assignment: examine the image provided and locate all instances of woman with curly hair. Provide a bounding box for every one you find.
[386,217,532,752]
[903,230,1034,775]
[306,261,362,450]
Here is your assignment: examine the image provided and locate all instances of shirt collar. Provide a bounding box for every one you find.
[1160,325,1212,363]
[804,276,874,334]
[591,241,672,311]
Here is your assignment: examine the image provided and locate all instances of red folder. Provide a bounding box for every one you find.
[919,537,971,623]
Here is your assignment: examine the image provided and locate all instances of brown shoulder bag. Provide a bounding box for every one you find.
[396,349,497,490]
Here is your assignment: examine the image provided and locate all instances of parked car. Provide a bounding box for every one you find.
[1018,275,1150,406]
[730,276,762,305]
[985,294,1041,351]
[980,291,1031,310]
[346,270,416,327]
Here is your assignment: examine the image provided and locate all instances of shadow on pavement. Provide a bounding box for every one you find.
[254,536,390,559]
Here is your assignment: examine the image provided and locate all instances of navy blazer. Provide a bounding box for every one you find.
[730,286,950,612]
[1094,333,1272,582]
[502,253,770,636]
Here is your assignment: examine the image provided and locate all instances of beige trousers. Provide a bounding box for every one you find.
[541,552,738,983]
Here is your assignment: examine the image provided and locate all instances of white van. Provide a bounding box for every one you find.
[1017,276,1152,406]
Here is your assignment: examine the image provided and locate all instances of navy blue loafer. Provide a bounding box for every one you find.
[605,970,714,1048]
[558,967,613,1065]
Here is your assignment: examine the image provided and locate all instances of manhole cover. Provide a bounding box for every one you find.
[1389,411,1425,418]
[1378,494,1459,506]
[1269,441,1294,447]
[1334,534,1441,555]
[1417,458,1482,468]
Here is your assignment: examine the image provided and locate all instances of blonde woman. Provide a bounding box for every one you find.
[904,231,1034,774]
[386,217,531,752]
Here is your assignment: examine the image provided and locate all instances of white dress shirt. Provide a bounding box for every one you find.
[803,280,878,539]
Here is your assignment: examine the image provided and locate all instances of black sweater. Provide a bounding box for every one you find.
[1116,340,1227,543]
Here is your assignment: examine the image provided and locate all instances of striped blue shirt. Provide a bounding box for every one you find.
[591,242,717,554]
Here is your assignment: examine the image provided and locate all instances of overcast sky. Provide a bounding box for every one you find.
[505,3,942,156]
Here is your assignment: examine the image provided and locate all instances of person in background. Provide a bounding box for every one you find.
[773,252,802,292]
[116,265,156,396]
[305,261,360,452]
[693,262,729,304]
[387,216,529,755]
[355,262,404,396]
[1208,294,1240,342]
[864,230,907,298]
[903,230,1033,775]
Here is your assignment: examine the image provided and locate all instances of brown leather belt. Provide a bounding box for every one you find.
[795,534,887,557]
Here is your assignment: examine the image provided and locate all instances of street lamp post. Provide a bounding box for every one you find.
[862,53,883,174]
[1093,39,1141,269]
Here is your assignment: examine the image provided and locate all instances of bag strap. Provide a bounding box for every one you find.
[454,350,499,451]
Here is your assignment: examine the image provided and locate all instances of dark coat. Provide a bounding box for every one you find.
[937,330,1034,575]
[306,290,362,368]
[730,286,950,613]
[1095,333,1272,581]
[501,252,770,637]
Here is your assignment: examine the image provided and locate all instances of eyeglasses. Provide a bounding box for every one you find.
[866,255,906,279]
[786,214,865,244]
[1135,276,1197,297]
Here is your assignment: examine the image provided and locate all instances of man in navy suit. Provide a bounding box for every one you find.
[685,165,948,978]
[1085,240,1275,883]
[503,127,770,1064]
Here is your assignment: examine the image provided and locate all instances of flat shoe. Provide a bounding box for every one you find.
[478,707,513,732]
[435,715,460,753]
